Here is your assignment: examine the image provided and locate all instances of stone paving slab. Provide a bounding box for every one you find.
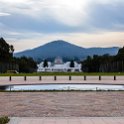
[8,117,124,124]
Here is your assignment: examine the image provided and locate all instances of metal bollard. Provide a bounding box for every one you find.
[9,76,11,81]
[99,76,101,81]
[39,76,42,81]
[84,76,86,81]
[69,76,71,80]
[114,76,116,81]
[24,76,26,81]
[54,76,56,81]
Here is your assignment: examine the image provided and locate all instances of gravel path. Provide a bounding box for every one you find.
[0,92,124,117]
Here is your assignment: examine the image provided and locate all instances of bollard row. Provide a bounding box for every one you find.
[7,75,117,81]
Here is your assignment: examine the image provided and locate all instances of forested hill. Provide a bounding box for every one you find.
[15,40,119,60]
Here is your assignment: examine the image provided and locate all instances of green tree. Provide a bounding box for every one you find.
[70,60,75,68]
[0,37,37,73]
[9,45,14,57]
[0,37,12,62]
[43,59,48,67]
[17,56,37,73]
[116,47,124,60]
[0,37,18,72]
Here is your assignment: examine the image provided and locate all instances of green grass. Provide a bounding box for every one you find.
[0,72,124,76]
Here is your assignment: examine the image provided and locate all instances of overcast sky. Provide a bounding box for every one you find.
[0,0,124,52]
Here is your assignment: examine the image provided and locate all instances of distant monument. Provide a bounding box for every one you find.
[54,57,63,64]
[37,57,82,72]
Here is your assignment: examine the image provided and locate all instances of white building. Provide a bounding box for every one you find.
[37,57,82,72]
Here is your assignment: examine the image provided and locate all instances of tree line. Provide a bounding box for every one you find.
[81,47,124,72]
[0,37,37,73]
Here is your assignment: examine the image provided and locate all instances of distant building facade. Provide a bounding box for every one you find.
[37,57,82,72]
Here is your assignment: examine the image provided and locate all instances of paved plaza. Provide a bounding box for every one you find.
[0,92,124,117]
[9,117,124,124]
[1,76,124,124]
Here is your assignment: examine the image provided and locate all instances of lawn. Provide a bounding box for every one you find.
[0,72,124,76]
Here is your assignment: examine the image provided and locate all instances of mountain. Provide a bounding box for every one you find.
[15,40,119,60]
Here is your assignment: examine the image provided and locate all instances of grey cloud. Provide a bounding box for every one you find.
[85,2,124,32]
[0,0,124,37]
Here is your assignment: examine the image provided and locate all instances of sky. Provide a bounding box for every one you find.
[0,0,124,52]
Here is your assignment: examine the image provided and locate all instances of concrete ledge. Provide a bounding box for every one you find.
[9,117,124,124]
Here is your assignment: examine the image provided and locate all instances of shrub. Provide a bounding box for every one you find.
[0,116,10,124]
